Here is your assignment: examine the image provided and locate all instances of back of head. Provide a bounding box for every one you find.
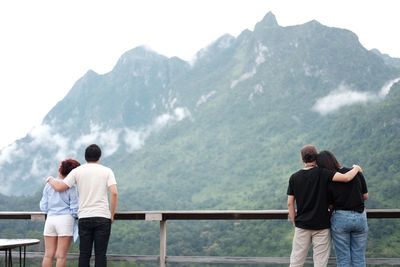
[316,150,341,171]
[300,144,318,163]
[59,159,81,177]
[85,144,102,162]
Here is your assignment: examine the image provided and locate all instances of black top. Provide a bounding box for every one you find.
[329,167,368,213]
[287,167,335,230]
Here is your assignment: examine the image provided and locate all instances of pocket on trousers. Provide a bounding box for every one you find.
[331,213,347,233]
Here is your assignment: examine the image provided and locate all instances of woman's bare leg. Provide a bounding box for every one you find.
[55,236,72,267]
[42,236,57,267]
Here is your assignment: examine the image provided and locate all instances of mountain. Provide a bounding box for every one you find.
[1,12,400,257]
[371,48,400,69]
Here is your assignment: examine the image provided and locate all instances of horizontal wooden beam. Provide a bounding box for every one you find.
[1,209,400,221]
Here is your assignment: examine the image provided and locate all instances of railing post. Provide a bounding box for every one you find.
[160,220,167,267]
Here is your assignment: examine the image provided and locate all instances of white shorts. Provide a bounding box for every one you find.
[43,214,74,237]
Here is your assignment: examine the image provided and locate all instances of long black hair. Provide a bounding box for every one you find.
[316,150,341,171]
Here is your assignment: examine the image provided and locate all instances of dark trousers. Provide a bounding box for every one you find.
[78,217,111,267]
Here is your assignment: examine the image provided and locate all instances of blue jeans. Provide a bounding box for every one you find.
[331,210,368,267]
[78,217,111,267]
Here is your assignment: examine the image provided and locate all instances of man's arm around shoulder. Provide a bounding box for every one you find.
[332,165,362,182]
[47,177,70,192]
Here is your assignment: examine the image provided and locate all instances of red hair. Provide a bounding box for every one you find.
[59,159,81,177]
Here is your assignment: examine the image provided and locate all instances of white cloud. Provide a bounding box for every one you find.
[255,42,270,65]
[29,124,53,146]
[174,107,191,121]
[98,129,121,157]
[123,107,191,152]
[231,68,257,89]
[30,155,48,177]
[73,123,121,157]
[196,91,217,107]
[0,143,23,169]
[154,113,173,129]
[29,124,74,161]
[313,77,400,115]
[25,107,191,160]
[123,128,149,152]
[73,124,101,149]
[0,106,192,194]
[312,84,374,115]
[379,77,400,97]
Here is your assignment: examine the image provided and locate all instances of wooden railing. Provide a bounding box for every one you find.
[1,209,400,266]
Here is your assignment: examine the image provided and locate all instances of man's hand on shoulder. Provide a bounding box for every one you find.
[352,164,363,173]
[47,176,69,192]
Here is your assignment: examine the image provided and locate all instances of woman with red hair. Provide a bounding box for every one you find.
[40,159,80,267]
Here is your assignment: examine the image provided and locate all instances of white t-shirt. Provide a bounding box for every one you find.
[63,162,117,219]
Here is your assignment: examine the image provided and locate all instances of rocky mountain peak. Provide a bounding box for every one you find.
[254,11,279,31]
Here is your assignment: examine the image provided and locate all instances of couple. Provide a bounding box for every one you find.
[39,144,118,267]
[287,144,368,267]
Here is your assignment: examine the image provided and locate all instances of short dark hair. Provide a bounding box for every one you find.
[85,144,102,162]
[300,144,318,163]
[316,150,341,171]
[59,159,81,177]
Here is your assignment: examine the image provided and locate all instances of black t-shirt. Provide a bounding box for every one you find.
[287,167,335,230]
[329,167,368,213]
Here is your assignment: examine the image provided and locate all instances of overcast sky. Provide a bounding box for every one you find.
[0,0,399,149]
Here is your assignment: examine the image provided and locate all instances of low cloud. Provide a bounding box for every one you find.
[313,78,400,115]
[0,143,23,169]
[74,123,121,157]
[29,124,75,160]
[231,69,257,89]
[174,107,191,121]
[124,107,191,152]
[0,107,191,194]
[196,91,216,107]
[30,155,48,177]
[312,84,374,115]
[379,77,400,97]
[123,128,149,152]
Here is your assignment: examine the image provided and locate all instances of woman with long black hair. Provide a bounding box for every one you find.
[317,151,368,267]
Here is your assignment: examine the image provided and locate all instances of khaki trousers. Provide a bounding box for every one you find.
[289,227,331,267]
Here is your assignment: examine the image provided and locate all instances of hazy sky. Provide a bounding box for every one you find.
[0,0,399,149]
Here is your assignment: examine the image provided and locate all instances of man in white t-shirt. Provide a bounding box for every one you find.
[48,144,118,267]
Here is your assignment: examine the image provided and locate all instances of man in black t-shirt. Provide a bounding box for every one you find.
[287,145,362,267]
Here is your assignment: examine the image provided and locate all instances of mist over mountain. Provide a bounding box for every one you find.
[0,11,399,207]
